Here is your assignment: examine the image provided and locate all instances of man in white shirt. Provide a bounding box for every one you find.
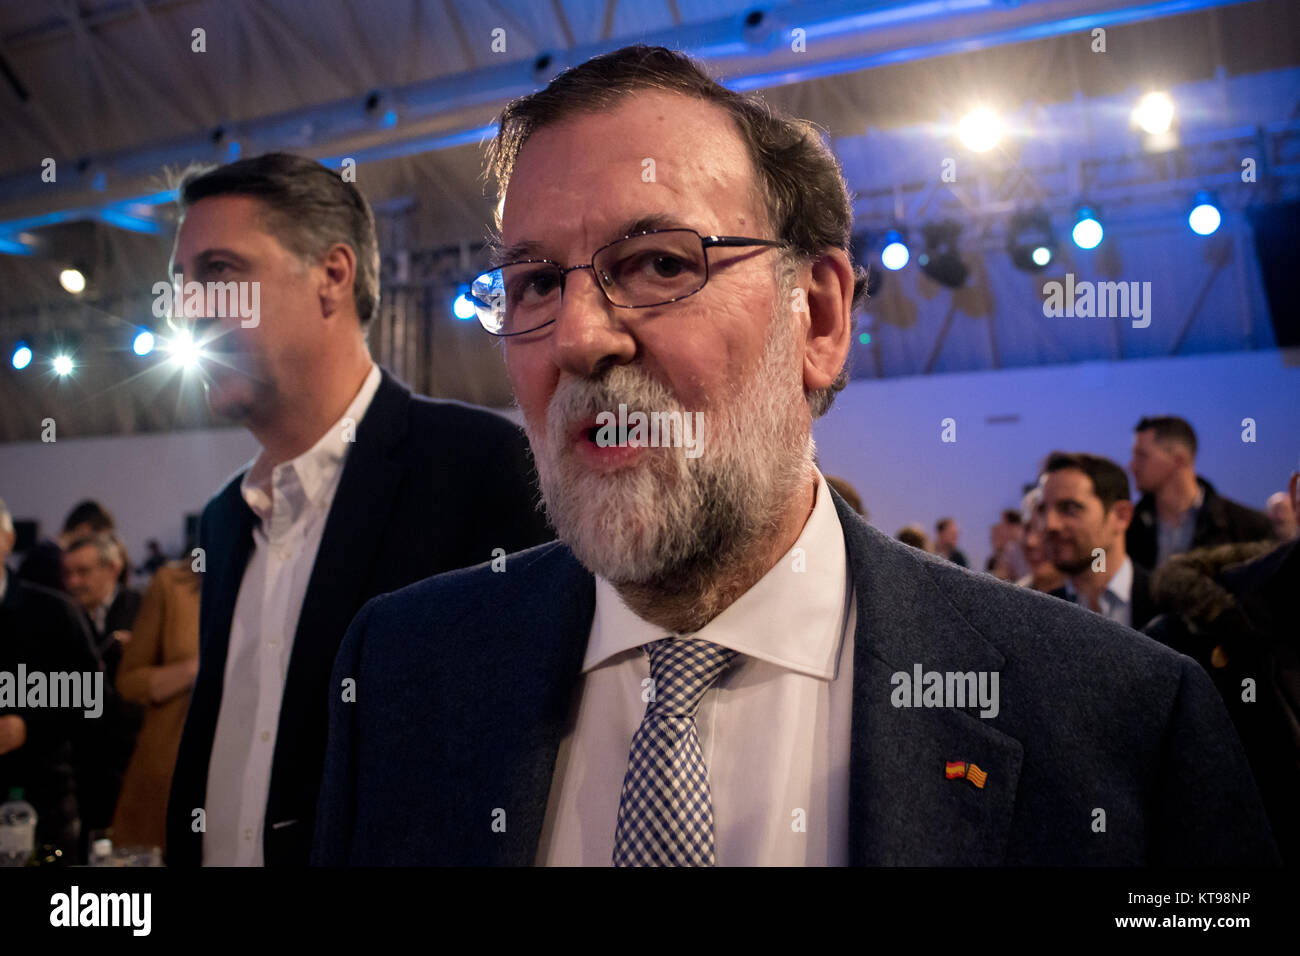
[165,153,551,867]
[313,46,1276,867]
[1039,451,1155,631]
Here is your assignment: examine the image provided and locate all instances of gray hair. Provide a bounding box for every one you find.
[64,532,124,568]
[177,152,381,325]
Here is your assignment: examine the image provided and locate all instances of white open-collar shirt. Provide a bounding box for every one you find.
[537,471,857,865]
[203,364,380,866]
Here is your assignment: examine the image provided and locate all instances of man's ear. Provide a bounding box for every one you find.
[802,247,855,397]
[1110,498,1135,532]
[318,242,358,321]
[1289,471,1299,514]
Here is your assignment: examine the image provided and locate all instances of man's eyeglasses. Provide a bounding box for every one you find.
[469,228,788,336]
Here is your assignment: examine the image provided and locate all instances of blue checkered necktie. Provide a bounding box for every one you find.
[612,637,738,867]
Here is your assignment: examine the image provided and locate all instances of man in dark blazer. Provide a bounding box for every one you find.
[1128,416,1273,568]
[1039,452,1158,631]
[314,498,1276,865]
[312,46,1277,866]
[165,153,550,867]
[60,532,143,844]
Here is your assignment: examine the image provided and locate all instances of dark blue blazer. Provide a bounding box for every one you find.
[312,490,1279,866]
[166,368,552,866]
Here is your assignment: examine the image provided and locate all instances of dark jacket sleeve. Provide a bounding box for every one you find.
[310,598,373,866]
[1148,655,1280,865]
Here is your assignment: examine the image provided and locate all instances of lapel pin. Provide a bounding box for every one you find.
[946,760,988,789]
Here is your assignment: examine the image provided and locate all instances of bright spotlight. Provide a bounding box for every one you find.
[168,329,204,368]
[11,341,32,370]
[881,231,910,271]
[958,108,1001,152]
[1133,92,1174,136]
[1031,246,1052,267]
[452,290,476,321]
[133,328,156,356]
[59,268,86,294]
[1072,208,1103,250]
[1188,192,1221,236]
[52,354,74,376]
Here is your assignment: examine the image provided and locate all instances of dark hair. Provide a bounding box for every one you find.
[1000,509,1023,526]
[1041,451,1132,512]
[935,516,955,533]
[1135,415,1197,457]
[177,152,380,325]
[485,44,867,417]
[63,499,114,534]
[896,525,931,551]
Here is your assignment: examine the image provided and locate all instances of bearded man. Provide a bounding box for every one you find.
[311,45,1276,866]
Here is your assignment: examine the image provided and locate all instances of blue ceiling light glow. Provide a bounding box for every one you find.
[132,328,156,356]
[11,341,32,369]
[1072,207,1103,250]
[1188,191,1221,236]
[881,230,910,271]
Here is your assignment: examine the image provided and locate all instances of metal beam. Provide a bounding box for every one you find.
[0,0,1260,248]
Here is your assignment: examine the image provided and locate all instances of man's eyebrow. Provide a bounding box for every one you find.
[171,248,249,279]
[492,214,697,266]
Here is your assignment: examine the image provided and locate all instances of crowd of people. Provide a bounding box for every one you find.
[0,498,199,863]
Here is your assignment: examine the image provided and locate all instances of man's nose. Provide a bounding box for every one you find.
[551,268,636,378]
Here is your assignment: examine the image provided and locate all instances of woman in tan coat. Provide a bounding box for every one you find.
[111,560,200,850]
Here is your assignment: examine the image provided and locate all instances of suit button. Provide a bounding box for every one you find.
[243,829,252,841]
[261,730,271,742]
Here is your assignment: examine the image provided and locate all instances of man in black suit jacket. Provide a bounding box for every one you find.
[1128,416,1273,568]
[0,503,101,861]
[1039,452,1158,631]
[165,153,550,867]
[312,46,1276,866]
[60,533,143,844]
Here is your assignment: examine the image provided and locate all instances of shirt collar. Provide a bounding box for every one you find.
[584,471,851,681]
[1065,555,1133,608]
[241,364,382,525]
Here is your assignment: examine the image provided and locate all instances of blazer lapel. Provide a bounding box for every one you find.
[833,493,1024,865]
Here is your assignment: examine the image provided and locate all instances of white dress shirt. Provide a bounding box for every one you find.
[537,471,857,866]
[203,363,381,866]
[1066,555,1135,628]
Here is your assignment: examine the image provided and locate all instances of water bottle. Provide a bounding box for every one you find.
[0,787,37,867]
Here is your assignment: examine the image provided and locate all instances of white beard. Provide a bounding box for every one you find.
[527,280,813,588]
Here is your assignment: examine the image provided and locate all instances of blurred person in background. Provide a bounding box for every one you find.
[112,560,201,852]
[60,500,130,588]
[824,475,865,519]
[896,524,932,552]
[933,517,968,567]
[0,497,100,861]
[61,533,143,855]
[986,509,1027,581]
[1265,491,1297,542]
[1128,416,1272,568]
[1016,487,1065,593]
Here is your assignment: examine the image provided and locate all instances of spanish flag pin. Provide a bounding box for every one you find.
[945,760,967,780]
